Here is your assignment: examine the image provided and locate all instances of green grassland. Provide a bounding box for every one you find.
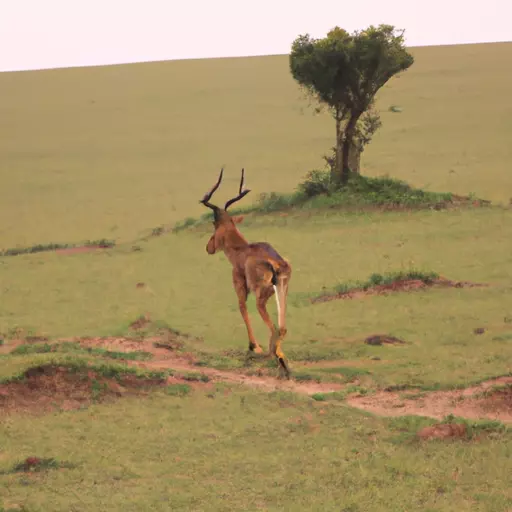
[1,42,511,247]
[1,41,512,511]
[2,384,511,512]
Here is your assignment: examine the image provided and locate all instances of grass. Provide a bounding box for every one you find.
[1,43,512,248]
[0,352,167,384]
[10,341,154,361]
[1,386,511,511]
[0,239,116,258]
[1,457,77,476]
[1,206,511,391]
[1,41,512,511]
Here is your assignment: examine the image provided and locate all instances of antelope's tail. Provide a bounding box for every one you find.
[268,259,291,334]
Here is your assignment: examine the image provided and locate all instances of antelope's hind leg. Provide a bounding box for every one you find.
[245,260,277,357]
[232,269,263,355]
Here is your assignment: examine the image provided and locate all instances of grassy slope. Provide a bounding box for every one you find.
[1,206,511,389]
[1,43,512,511]
[0,42,511,247]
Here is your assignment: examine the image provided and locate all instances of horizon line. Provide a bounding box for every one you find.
[1,39,511,75]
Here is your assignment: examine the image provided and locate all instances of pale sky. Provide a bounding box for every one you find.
[1,0,510,73]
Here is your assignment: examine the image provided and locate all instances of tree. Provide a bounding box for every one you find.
[290,25,414,185]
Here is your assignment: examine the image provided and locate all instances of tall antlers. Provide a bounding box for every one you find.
[199,168,251,211]
[199,168,224,210]
[224,168,251,210]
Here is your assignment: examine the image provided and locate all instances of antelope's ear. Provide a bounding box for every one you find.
[206,235,216,255]
[232,215,244,224]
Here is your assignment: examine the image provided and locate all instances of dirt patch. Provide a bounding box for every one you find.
[478,384,512,416]
[365,334,406,346]
[312,277,487,304]
[54,245,107,255]
[346,377,512,423]
[129,314,152,330]
[0,364,185,415]
[417,423,467,441]
[0,340,22,354]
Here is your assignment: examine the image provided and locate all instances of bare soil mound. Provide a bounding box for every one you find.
[312,277,487,303]
[0,364,172,415]
[365,334,406,346]
[346,377,512,423]
[417,423,468,441]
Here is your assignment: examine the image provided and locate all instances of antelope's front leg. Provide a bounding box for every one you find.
[233,270,263,354]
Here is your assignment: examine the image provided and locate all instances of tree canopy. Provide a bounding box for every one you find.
[290,24,414,185]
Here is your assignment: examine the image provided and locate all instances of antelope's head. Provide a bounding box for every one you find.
[199,168,251,255]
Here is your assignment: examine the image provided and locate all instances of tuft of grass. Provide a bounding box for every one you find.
[84,238,116,249]
[313,269,440,300]
[164,383,192,396]
[0,239,115,258]
[1,457,76,475]
[192,351,245,371]
[10,342,153,361]
[0,243,72,257]
[492,333,512,342]
[317,366,371,381]
[292,371,321,383]
[388,414,510,445]
[173,216,201,233]
[178,371,210,383]
[338,269,439,293]
[0,355,168,385]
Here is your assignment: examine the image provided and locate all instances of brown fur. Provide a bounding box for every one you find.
[200,169,292,378]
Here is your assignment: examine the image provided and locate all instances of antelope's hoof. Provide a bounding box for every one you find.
[277,358,291,380]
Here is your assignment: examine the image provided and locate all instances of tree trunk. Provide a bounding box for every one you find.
[332,110,343,186]
[348,142,361,174]
[340,115,359,185]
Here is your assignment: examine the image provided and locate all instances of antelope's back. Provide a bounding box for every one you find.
[248,242,285,262]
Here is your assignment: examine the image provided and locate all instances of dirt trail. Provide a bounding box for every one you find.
[3,337,511,422]
[77,337,345,396]
[75,337,512,423]
[347,377,512,422]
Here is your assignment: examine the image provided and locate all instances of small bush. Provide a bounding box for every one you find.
[170,166,481,233]
[296,170,453,207]
[256,192,303,213]
[297,169,333,198]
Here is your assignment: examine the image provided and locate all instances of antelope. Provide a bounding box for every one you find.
[200,168,292,378]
